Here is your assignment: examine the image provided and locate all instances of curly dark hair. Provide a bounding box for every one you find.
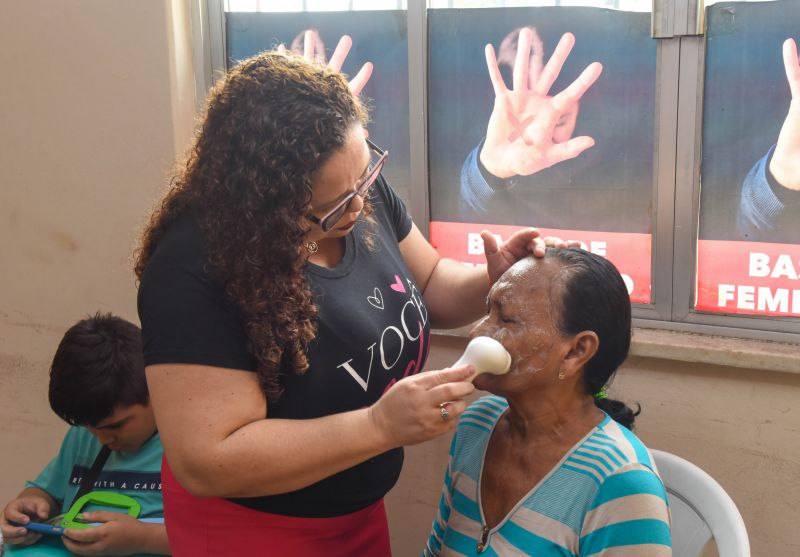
[134,51,368,401]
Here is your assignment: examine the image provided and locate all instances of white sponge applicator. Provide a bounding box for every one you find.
[452,336,512,382]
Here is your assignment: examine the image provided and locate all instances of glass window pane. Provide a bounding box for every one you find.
[428,0,650,9]
[352,0,406,8]
[705,0,777,5]
[303,0,352,11]
[427,4,657,304]
[262,0,306,10]
[226,0,260,12]
[696,0,800,319]
[233,0,408,10]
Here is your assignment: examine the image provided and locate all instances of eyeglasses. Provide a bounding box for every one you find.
[307,138,388,232]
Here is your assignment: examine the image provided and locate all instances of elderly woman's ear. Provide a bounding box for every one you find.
[559,330,599,379]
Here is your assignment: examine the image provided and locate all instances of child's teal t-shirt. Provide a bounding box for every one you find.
[26,426,164,519]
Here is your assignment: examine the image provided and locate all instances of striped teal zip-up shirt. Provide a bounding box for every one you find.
[424,396,671,556]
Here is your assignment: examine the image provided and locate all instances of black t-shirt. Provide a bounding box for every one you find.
[137,177,431,517]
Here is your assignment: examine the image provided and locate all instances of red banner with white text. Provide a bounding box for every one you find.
[696,240,800,317]
[429,221,652,304]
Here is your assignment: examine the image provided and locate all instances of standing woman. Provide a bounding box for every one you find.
[135,47,550,556]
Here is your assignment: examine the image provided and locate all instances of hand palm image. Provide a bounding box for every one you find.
[734,34,800,243]
[280,29,373,96]
[480,27,603,179]
[770,37,800,191]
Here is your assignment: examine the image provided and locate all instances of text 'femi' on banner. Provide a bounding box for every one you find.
[697,240,800,317]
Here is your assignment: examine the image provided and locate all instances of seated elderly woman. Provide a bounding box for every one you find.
[424,248,671,556]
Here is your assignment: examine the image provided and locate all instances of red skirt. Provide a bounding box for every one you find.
[161,457,392,556]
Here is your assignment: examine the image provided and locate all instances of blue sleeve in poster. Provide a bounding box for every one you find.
[738,146,781,241]
[459,142,507,220]
[738,144,800,241]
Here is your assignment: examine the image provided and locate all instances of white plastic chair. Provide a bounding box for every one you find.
[651,449,750,557]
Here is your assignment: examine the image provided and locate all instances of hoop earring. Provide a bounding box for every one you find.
[304,241,319,254]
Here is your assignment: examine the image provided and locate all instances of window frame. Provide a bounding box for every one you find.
[192,0,800,342]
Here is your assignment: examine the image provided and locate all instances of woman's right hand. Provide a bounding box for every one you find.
[369,365,475,447]
[147,363,472,498]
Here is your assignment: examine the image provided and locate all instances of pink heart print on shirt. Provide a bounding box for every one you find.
[390,275,406,293]
[340,275,429,392]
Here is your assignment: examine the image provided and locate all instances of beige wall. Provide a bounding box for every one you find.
[0,0,195,503]
[386,336,800,556]
[2,2,799,556]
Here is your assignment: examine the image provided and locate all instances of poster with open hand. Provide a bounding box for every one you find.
[427,6,657,303]
[698,0,800,318]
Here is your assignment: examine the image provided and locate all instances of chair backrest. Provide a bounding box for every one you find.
[651,449,750,557]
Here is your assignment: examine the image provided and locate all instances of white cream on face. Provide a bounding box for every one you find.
[471,257,566,391]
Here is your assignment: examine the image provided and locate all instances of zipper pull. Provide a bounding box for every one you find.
[477,525,490,553]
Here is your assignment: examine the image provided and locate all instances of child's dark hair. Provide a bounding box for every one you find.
[49,313,148,426]
[546,248,640,429]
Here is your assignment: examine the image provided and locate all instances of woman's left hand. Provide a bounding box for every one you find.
[482,228,580,284]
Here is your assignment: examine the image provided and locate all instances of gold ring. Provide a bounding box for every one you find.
[439,403,450,421]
